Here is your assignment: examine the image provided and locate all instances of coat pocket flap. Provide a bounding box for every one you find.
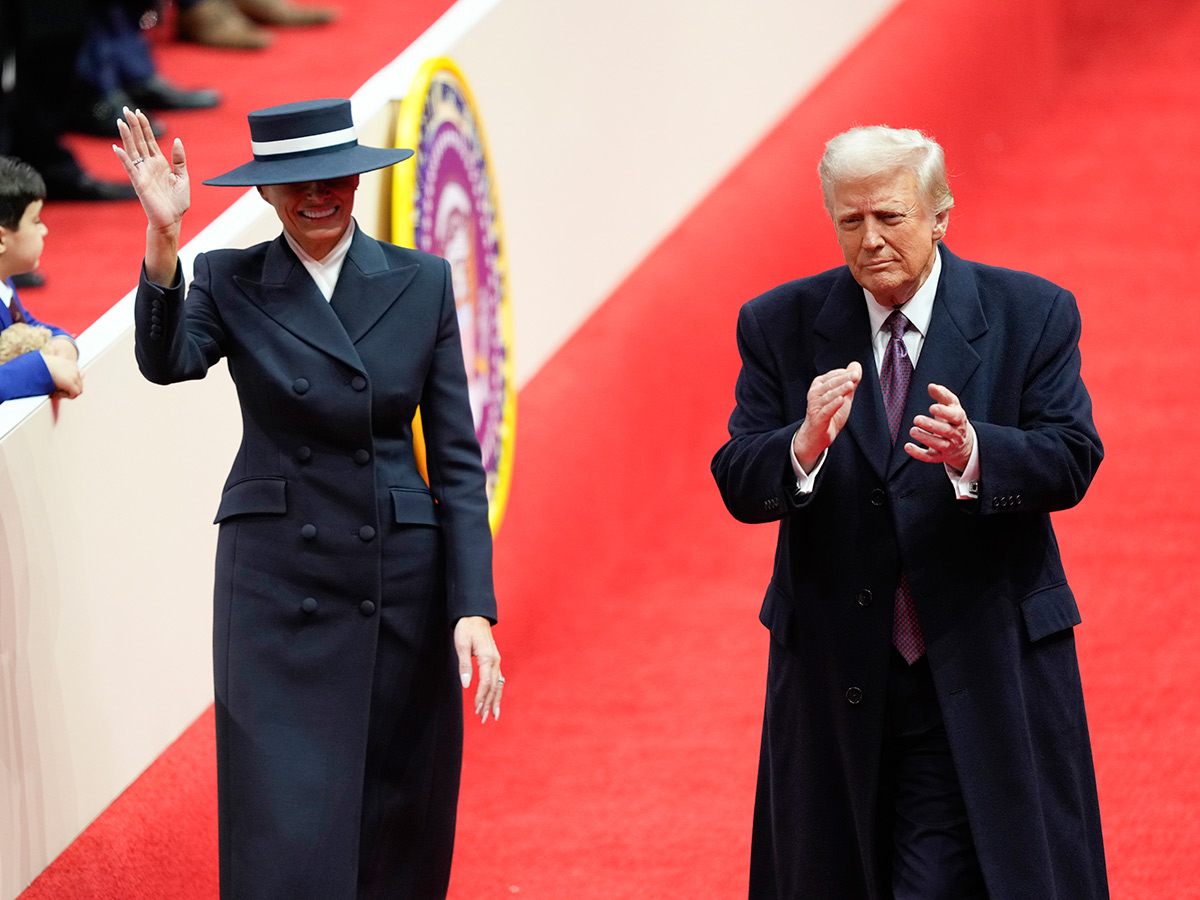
[759,582,794,646]
[390,487,439,526]
[1020,584,1082,642]
[213,477,287,523]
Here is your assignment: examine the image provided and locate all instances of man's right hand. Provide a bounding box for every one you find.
[791,361,862,473]
[43,353,83,399]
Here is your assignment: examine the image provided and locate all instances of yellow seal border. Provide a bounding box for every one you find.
[393,57,516,536]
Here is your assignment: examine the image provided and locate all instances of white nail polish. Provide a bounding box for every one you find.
[460,672,471,688]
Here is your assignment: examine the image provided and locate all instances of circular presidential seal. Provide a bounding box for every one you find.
[394,57,515,534]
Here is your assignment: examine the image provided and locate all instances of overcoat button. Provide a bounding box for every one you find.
[301,597,318,614]
[856,589,872,607]
[354,449,370,465]
[296,445,312,463]
[845,687,863,705]
[870,488,886,507]
[301,524,317,540]
[359,525,376,541]
[351,376,367,391]
[359,600,376,616]
[292,378,310,395]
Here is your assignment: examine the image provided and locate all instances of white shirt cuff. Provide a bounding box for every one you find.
[790,428,826,494]
[945,423,981,499]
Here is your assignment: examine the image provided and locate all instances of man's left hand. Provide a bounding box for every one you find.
[905,383,974,472]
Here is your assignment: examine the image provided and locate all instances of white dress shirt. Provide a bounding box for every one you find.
[282,219,355,302]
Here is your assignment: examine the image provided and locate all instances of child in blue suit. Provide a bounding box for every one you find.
[0,156,83,402]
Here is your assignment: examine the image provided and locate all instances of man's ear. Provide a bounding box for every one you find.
[0,225,9,255]
[931,210,949,242]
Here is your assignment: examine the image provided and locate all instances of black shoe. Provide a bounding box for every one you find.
[45,173,138,202]
[127,75,220,111]
[10,271,46,288]
[66,91,166,138]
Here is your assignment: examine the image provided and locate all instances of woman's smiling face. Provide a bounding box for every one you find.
[257,175,360,260]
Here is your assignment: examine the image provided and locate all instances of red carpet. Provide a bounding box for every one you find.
[18,0,1200,897]
[28,0,460,337]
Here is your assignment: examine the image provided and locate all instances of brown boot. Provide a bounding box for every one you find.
[234,0,338,26]
[179,0,273,49]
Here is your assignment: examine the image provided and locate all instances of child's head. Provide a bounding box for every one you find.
[0,156,49,280]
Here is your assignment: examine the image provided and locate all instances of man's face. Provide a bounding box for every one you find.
[0,199,48,276]
[258,175,359,260]
[830,169,948,307]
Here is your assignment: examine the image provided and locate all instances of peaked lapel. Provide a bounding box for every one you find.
[329,228,420,344]
[234,237,365,372]
[889,246,986,478]
[813,268,893,482]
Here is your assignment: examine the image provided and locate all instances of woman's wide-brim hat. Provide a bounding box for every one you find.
[202,98,413,187]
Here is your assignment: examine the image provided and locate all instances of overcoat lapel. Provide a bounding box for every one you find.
[234,237,365,373]
[329,228,420,344]
[889,246,986,478]
[813,269,892,482]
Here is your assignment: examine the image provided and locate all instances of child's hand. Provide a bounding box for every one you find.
[45,336,79,362]
[113,107,190,234]
[42,353,83,399]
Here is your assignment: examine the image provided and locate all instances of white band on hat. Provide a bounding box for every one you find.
[251,125,357,157]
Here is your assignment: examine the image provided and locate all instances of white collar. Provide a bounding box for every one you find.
[864,244,942,339]
[282,219,356,302]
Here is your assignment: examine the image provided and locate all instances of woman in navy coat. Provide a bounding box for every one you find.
[116,99,503,900]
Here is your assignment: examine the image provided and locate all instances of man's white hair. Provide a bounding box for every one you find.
[818,126,954,217]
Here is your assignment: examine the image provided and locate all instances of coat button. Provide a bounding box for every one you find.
[845,687,863,705]
[856,589,872,607]
[351,375,367,391]
[358,525,376,542]
[301,597,318,614]
[354,449,370,466]
[359,600,376,616]
[870,488,886,507]
[296,445,312,463]
[292,378,310,395]
[301,524,317,540]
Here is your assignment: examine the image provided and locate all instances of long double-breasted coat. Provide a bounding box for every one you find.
[135,226,496,900]
[711,246,1107,900]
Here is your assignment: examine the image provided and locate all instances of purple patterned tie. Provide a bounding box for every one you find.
[880,310,925,663]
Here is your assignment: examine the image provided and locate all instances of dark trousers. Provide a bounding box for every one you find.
[879,652,988,900]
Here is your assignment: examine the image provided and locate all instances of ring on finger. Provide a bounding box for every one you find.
[134,157,145,165]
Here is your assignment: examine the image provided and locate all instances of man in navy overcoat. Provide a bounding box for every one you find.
[712,126,1107,900]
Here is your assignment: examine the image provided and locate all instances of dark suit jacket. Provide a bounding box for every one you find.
[712,246,1106,900]
[135,226,495,899]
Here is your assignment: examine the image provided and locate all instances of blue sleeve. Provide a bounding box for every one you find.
[0,351,55,402]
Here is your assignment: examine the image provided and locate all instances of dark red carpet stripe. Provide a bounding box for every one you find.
[19,0,1200,897]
